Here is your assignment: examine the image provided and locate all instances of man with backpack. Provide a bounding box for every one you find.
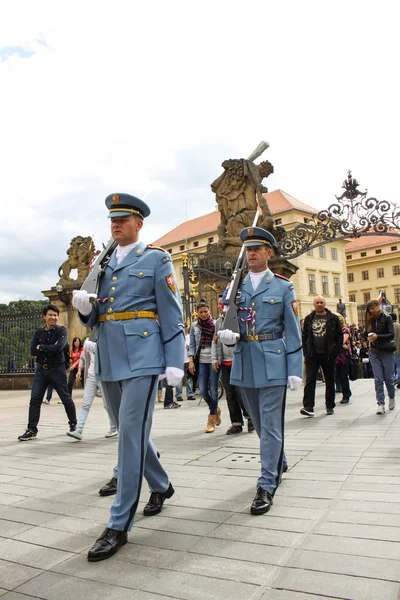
[18,304,77,440]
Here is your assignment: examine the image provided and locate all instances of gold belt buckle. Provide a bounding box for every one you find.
[105,314,114,321]
[254,334,259,341]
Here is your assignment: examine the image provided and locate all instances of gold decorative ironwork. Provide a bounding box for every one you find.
[182,253,189,267]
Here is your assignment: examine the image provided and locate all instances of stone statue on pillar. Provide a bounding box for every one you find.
[336,299,347,319]
[211,142,278,257]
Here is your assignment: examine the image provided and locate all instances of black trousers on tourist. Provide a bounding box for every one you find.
[220,364,249,425]
[303,353,335,411]
[28,365,77,433]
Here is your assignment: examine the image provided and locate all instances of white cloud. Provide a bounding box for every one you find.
[1,0,399,302]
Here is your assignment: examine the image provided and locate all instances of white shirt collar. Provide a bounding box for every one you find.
[115,241,140,265]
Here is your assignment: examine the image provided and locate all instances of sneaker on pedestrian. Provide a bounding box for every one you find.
[18,429,37,441]
[67,429,83,440]
[176,396,183,402]
[226,425,242,435]
[376,404,386,415]
[42,399,50,405]
[389,398,396,410]
[340,398,349,404]
[57,400,63,404]
[326,408,334,415]
[187,395,196,400]
[105,429,118,438]
[164,402,180,409]
[300,408,314,417]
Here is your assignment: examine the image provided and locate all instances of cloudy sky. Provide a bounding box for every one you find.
[1,0,399,303]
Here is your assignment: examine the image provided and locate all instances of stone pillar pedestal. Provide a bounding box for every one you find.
[42,285,89,342]
[269,257,298,279]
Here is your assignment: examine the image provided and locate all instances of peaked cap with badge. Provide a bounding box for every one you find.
[105,193,151,219]
[239,226,276,248]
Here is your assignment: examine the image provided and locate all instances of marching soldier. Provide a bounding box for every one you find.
[219,226,302,515]
[72,193,185,561]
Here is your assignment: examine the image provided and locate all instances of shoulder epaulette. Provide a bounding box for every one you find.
[275,273,290,282]
[146,244,167,253]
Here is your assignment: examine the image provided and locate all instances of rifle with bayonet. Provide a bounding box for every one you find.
[222,140,269,339]
[80,238,117,301]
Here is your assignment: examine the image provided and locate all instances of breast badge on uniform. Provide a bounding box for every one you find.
[292,300,299,316]
[166,274,177,293]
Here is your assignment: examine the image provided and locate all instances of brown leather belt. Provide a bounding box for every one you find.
[241,332,283,342]
[97,311,158,323]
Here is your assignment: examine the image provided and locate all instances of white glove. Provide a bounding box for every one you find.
[288,376,302,391]
[72,290,93,316]
[166,366,184,387]
[217,329,239,346]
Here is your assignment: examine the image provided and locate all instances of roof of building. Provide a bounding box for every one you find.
[152,189,317,246]
[345,234,400,252]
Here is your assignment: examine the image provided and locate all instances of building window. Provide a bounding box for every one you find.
[322,275,329,295]
[167,248,173,254]
[208,237,214,244]
[395,289,400,303]
[179,245,185,251]
[307,248,313,256]
[275,218,282,225]
[193,241,199,248]
[377,268,384,278]
[347,255,352,260]
[362,270,369,280]
[364,292,371,304]
[348,273,354,283]
[391,246,398,251]
[393,265,400,276]
[375,249,382,254]
[331,248,338,260]
[304,218,309,223]
[349,294,356,303]
[334,277,341,296]
[319,246,326,258]
[308,274,316,294]
[361,252,367,257]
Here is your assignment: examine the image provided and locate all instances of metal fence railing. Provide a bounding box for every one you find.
[0,311,43,374]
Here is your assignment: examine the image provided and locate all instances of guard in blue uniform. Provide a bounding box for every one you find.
[219,227,302,515]
[72,193,185,561]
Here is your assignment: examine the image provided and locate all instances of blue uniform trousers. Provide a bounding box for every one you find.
[240,385,286,495]
[101,376,170,532]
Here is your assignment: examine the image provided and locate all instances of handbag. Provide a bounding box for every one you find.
[349,354,359,381]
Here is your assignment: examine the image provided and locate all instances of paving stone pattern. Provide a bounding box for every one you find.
[0,380,399,599]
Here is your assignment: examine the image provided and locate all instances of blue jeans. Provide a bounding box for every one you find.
[369,350,395,405]
[394,353,400,381]
[28,365,77,433]
[198,363,219,414]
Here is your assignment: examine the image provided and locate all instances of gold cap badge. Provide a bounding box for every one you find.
[112,194,120,204]
[247,227,254,236]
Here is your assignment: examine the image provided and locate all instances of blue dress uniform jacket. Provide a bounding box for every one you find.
[80,241,185,379]
[230,269,302,388]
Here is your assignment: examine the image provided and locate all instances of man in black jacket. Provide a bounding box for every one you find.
[18,304,77,441]
[301,296,343,416]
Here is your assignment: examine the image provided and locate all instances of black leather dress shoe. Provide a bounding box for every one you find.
[143,482,174,516]
[99,477,117,496]
[87,528,127,562]
[251,487,273,515]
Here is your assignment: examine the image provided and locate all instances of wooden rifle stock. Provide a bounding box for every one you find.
[80,237,117,301]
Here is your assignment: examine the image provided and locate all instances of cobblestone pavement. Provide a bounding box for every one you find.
[0,379,399,600]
